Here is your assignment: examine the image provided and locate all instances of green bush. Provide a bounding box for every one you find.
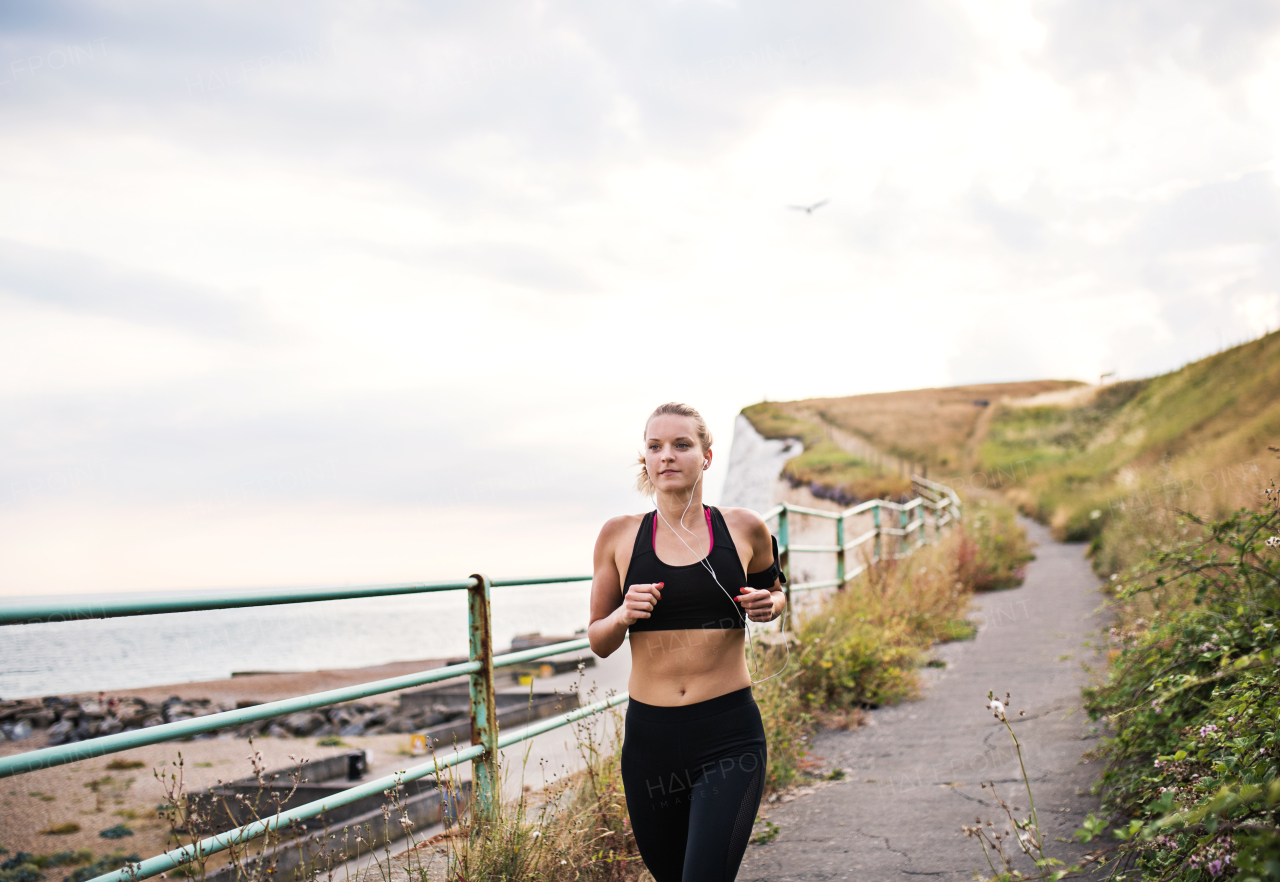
[956,499,1035,591]
[64,855,141,882]
[1082,494,1280,879]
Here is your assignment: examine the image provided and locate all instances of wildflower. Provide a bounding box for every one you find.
[988,699,1005,719]
[1090,510,1102,520]
[1151,702,1162,714]
[1110,574,1118,581]
[1267,536,1280,548]
[1208,859,1223,876]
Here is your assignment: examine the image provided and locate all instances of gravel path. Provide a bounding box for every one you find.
[739,518,1110,881]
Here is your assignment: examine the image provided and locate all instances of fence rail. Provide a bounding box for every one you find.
[763,475,962,597]
[0,473,960,882]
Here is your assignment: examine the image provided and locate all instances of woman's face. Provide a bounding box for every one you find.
[644,414,710,495]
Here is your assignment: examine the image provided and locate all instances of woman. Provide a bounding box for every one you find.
[589,402,787,882]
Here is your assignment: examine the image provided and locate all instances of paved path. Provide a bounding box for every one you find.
[740,518,1110,881]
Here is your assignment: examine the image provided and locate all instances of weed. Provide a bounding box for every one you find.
[1075,482,1280,879]
[64,854,142,882]
[97,825,132,840]
[36,826,78,837]
[962,692,1097,881]
[751,818,781,845]
[104,760,145,771]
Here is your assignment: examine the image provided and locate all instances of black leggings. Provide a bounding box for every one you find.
[621,687,767,882]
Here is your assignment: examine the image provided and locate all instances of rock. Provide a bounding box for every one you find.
[46,719,75,746]
[338,722,365,737]
[283,712,325,736]
[382,716,415,734]
[115,701,151,727]
[98,717,124,736]
[266,724,291,739]
[142,714,164,728]
[313,722,337,737]
[0,720,32,741]
[26,709,56,728]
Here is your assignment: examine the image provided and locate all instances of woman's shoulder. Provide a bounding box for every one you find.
[596,511,650,544]
[716,506,769,536]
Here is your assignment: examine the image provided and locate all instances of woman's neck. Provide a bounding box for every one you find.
[654,484,705,534]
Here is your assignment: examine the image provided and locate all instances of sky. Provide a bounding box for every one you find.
[1,1,1279,598]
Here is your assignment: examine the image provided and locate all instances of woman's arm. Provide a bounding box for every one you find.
[587,516,663,657]
[727,508,787,623]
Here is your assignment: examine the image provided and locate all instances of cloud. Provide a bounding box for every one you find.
[1039,0,1280,83]
[0,238,260,336]
[1134,172,1280,252]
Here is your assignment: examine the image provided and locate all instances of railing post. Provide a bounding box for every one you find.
[899,506,908,557]
[835,512,846,588]
[467,573,499,823]
[918,501,927,545]
[778,506,791,613]
[872,504,881,562]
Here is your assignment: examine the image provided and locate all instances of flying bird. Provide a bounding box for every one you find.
[788,199,829,214]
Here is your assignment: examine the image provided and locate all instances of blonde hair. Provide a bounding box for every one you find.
[635,402,714,495]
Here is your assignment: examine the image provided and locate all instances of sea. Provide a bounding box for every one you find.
[0,581,592,699]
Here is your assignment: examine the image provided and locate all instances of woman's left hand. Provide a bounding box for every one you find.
[736,587,779,622]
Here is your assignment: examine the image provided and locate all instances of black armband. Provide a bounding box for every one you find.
[746,534,787,590]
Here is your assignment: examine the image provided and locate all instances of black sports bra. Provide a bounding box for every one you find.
[624,505,748,632]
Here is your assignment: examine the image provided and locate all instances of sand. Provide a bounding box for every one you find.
[1,648,630,867]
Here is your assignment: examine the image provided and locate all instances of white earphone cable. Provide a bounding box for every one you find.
[650,462,790,686]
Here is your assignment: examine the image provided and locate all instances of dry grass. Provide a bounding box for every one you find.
[746,380,1082,473]
[979,331,1280,566]
[755,502,1029,790]
[425,707,645,882]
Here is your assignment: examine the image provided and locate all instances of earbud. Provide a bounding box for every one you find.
[703,462,709,470]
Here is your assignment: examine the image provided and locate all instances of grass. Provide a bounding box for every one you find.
[431,706,641,882]
[744,381,1082,473]
[1073,488,1280,879]
[741,401,914,502]
[755,498,1032,792]
[0,849,96,882]
[780,440,914,503]
[978,331,1280,572]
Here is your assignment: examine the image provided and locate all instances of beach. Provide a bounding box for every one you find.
[0,644,631,865]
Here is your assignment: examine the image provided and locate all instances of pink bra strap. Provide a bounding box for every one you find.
[651,507,716,553]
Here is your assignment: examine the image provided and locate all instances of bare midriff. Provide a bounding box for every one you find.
[626,628,750,706]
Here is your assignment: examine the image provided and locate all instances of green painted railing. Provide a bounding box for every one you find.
[0,474,959,882]
[0,571,605,882]
[761,475,962,608]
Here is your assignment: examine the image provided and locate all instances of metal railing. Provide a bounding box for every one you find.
[0,572,607,882]
[762,475,962,606]
[0,474,960,882]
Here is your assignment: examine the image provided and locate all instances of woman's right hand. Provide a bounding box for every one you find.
[617,582,663,626]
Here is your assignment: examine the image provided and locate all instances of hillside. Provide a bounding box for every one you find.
[743,379,1084,503]
[742,332,1280,568]
[979,330,1280,545]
